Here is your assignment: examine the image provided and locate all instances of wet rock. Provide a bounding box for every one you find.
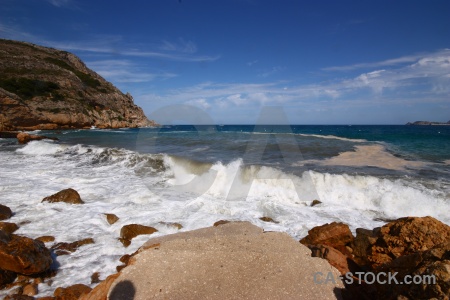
[16,132,58,144]
[90,272,100,284]
[0,268,17,288]
[213,220,230,227]
[51,238,94,256]
[0,222,19,235]
[311,199,322,206]
[0,234,52,275]
[22,283,38,296]
[103,213,119,225]
[54,284,92,300]
[300,222,354,253]
[36,236,55,243]
[259,216,279,223]
[0,204,13,220]
[42,188,84,205]
[119,224,157,247]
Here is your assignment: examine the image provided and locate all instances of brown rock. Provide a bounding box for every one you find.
[91,272,100,284]
[51,238,94,256]
[22,283,38,296]
[213,220,230,227]
[4,295,35,300]
[0,204,13,220]
[0,222,19,235]
[373,242,450,300]
[103,213,119,225]
[259,216,279,223]
[308,244,355,275]
[0,268,17,288]
[353,216,450,269]
[54,284,92,300]
[0,234,52,275]
[311,199,322,206]
[300,222,354,253]
[36,236,55,243]
[79,273,120,300]
[16,132,57,144]
[42,188,84,204]
[119,224,157,247]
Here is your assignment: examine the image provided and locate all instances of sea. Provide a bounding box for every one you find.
[0,124,449,296]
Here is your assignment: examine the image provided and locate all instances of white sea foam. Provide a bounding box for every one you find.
[297,133,367,143]
[0,140,449,297]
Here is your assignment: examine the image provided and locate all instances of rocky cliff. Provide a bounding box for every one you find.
[0,39,155,130]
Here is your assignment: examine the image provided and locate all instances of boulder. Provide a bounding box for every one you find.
[213,220,230,227]
[54,284,92,300]
[22,283,38,296]
[16,132,58,144]
[0,222,19,235]
[373,242,450,300]
[51,238,94,256]
[42,188,84,205]
[103,213,119,225]
[300,222,354,253]
[0,234,52,275]
[352,216,450,269]
[0,204,13,220]
[119,224,157,247]
[79,273,120,300]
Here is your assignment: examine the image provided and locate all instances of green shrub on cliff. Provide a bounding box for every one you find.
[0,77,59,99]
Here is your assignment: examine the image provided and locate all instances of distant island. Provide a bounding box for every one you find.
[0,39,156,130]
[406,120,450,126]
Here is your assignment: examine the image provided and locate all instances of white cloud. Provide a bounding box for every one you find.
[160,38,198,54]
[86,60,177,83]
[186,98,211,109]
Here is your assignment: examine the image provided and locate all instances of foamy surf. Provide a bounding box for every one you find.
[0,124,449,298]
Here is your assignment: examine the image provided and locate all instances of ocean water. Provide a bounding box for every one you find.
[0,125,449,297]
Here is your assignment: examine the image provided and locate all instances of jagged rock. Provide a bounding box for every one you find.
[42,188,84,204]
[51,238,94,256]
[54,284,92,300]
[16,132,57,144]
[4,295,35,300]
[103,213,119,225]
[373,242,450,300]
[300,222,354,254]
[352,216,450,269]
[0,204,12,220]
[0,39,155,131]
[0,234,52,275]
[0,268,17,288]
[0,222,19,235]
[119,224,157,247]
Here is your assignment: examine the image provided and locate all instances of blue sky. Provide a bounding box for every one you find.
[1,0,449,124]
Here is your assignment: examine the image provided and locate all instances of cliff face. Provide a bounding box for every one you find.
[0,39,155,130]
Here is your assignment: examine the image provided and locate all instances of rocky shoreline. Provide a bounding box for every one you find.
[1,188,449,299]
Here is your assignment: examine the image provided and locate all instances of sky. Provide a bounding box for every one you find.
[1,0,449,124]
